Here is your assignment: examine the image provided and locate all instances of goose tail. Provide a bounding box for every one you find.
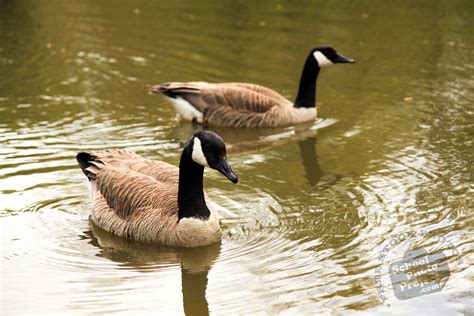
[150,82,201,98]
[76,152,104,181]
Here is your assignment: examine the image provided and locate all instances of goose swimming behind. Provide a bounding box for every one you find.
[76,131,238,247]
[151,46,354,128]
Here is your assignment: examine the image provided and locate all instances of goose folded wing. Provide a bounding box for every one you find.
[160,82,286,113]
[226,83,292,106]
[95,150,179,185]
[203,103,280,128]
[95,166,178,219]
[197,84,286,114]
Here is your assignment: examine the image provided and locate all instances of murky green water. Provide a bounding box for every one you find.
[1,1,473,314]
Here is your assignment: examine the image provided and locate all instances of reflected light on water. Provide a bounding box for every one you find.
[1,0,473,314]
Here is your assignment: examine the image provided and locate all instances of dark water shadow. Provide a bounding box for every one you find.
[297,135,322,186]
[297,135,344,187]
[163,119,345,189]
[84,224,220,316]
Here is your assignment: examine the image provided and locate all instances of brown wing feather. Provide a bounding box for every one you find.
[93,150,179,184]
[156,81,297,127]
[226,83,291,105]
[81,150,180,219]
[157,82,291,113]
[80,150,182,244]
[202,84,282,113]
[95,166,178,218]
[91,190,179,245]
[202,104,284,128]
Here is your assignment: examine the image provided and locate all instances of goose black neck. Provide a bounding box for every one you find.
[178,145,210,220]
[294,53,320,108]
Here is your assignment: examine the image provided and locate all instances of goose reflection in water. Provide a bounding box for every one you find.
[163,119,342,188]
[297,135,343,187]
[83,225,220,316]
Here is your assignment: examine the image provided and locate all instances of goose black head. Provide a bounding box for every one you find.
[190,131,238,183]
[311,46,355,68]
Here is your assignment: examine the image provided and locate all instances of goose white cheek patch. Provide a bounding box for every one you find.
[192,138,209,167]
[313,51,333,67]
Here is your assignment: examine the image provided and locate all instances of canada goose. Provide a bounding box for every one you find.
[151,46,354,128]
[76,131,238,247]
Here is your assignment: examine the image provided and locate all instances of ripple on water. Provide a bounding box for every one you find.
[2,1,473,313]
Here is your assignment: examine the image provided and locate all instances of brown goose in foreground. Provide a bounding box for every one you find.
[76,131,238,247]
[151,46,354,128]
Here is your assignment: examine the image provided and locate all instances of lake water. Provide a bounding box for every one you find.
[1,1,473,314]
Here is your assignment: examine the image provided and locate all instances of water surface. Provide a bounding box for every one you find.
[1,1,473,314]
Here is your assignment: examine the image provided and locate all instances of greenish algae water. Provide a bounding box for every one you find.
[1,1,473,314]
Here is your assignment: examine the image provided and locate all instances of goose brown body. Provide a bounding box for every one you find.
[152,46,355,128]
[78,149,221,247]
[154,82,316,128]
